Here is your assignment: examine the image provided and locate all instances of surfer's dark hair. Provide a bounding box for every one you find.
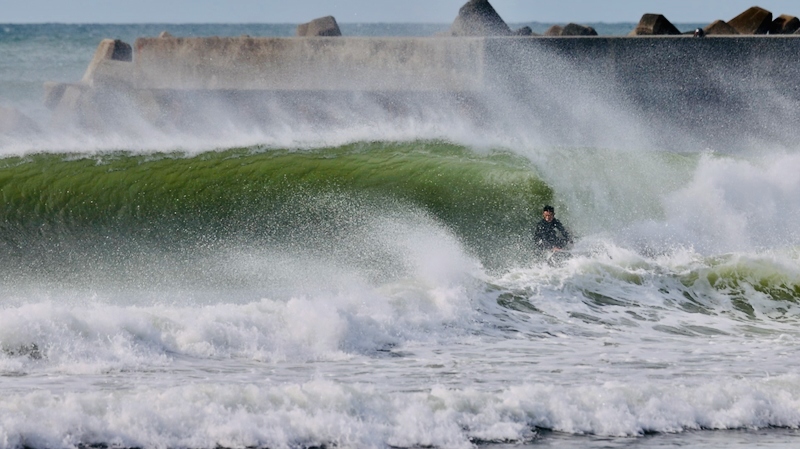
[543,205,554,213]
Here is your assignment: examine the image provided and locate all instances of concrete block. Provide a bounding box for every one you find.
[90,59,137,88]
[131,89,169,127]
[562,23,598,36]
[0,106,40,136]
[512,26,534,36]
[770,14,800,34]
[704,20,740,35]
[296,16,341,37]
[729,6,772,34]
[448,0,511,36]
[543,25,563,36]
[50,84,88,129]
[43,82,70,110]
[82,39,134,86]
[632,14,681,35]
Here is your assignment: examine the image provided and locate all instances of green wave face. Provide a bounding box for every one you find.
[681,254,800,314]
[562,252,800,325]
[0,141,553,277]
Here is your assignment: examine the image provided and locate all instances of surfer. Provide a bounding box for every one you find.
[534,205,573,252]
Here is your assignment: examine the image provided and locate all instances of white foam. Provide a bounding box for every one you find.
[0,215,483,375]
[2,376,800,449]
[623,153,800,255]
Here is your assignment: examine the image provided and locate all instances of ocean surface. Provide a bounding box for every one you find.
[1,23,800,449]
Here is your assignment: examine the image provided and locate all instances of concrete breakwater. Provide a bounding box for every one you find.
[42,32,800,150]
[43,35,491,138]
[35,0,800,149]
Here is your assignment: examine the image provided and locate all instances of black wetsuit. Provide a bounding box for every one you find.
[534,218,572,251]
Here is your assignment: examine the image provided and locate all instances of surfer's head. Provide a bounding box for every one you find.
[543,205,555,222]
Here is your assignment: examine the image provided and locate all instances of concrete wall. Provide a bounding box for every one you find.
[47,35,800,149]
[483,36,800,149]
[118,35,800,94]
[482,35,800,94]
[132,36,486,92]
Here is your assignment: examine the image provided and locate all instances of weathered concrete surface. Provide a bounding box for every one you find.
[631,14,681,35]
[43,37,138,130]
[296,16,342,37]
[447,0,511,36]
[124,35,800,94]
[488,36,800,94]
[543,25,563,36]
[529,24,597,37]
[704,20,739,35]
[771,14,800,34]
[561,23,598,36]
[512,26,534,36]
[0,106,41,136]
[486,35,800,150]
[44,82,69,110]
[729,6,772,34]
[133,36,486,92]
[82,39,132,84]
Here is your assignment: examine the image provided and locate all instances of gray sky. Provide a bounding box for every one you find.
[3,0,799,24]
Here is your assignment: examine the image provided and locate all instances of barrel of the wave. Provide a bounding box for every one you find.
[0,142,554,271]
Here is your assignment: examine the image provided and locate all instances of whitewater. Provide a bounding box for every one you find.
[1,24,800,449]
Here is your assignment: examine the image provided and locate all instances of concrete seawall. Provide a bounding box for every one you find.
[484,36,800,149]
[80,35,800,93]
[46,35,800,149]
[133,37,486,91]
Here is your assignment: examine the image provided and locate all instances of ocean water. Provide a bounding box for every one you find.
[1,24,800,449]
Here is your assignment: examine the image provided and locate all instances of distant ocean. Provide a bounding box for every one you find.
[1,23,799,449]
